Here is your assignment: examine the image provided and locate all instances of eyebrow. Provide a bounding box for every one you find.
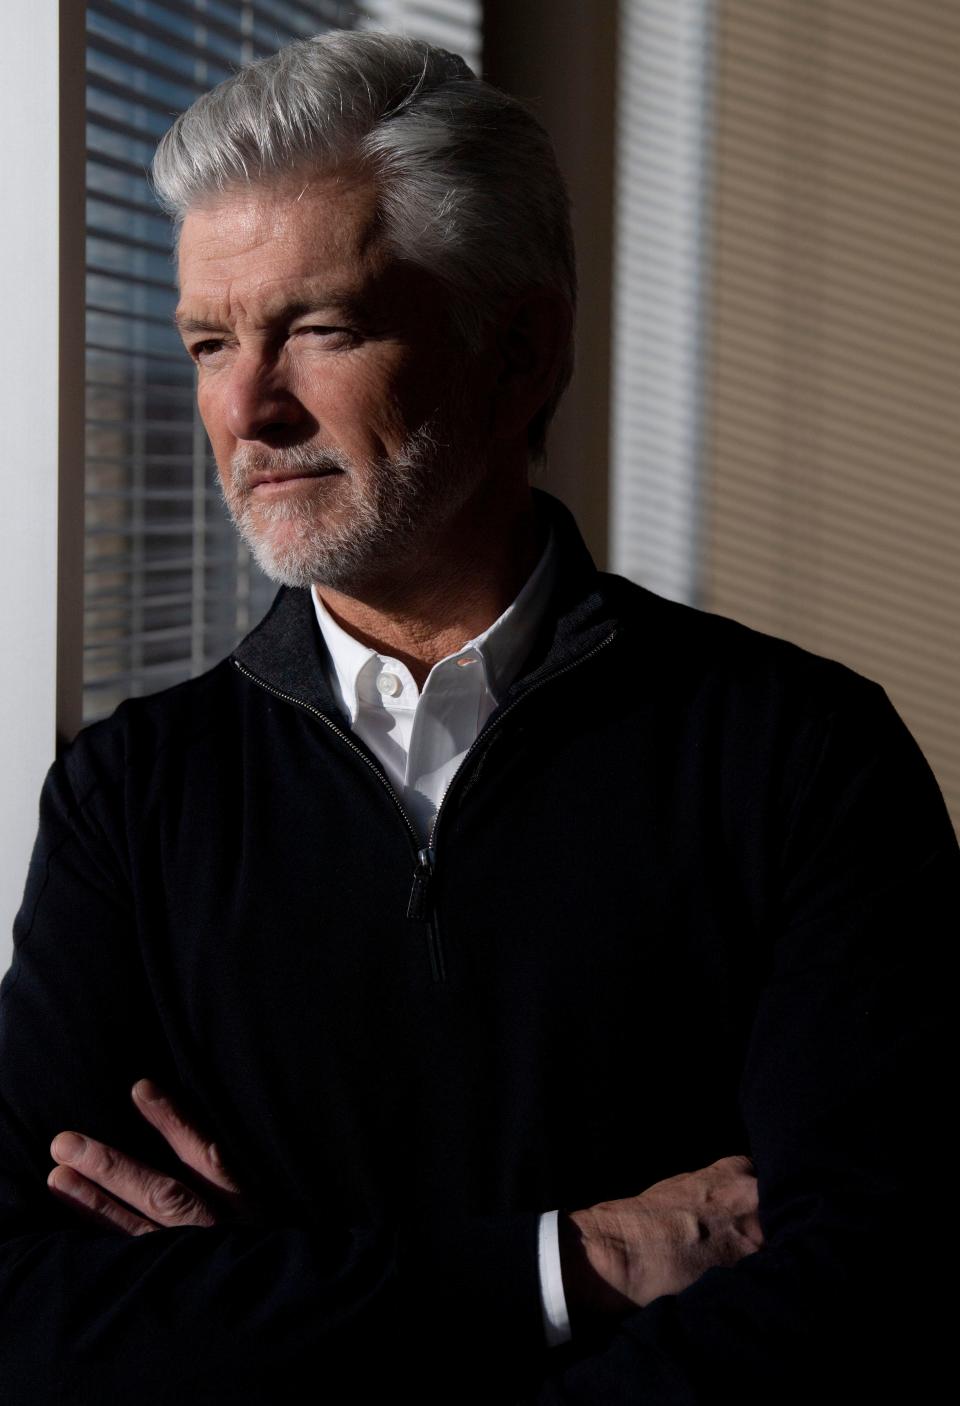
[173,295,363,335]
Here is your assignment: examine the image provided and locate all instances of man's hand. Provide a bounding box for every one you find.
[559,1155,764,1327]
[47,1079,252,1236]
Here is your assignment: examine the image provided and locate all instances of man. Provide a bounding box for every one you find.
[0,29,955,1405]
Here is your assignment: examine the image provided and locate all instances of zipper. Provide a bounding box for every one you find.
[406,846,435,921]
[410,847,444,982]
[233,625,619,983]
[402,625,620,982]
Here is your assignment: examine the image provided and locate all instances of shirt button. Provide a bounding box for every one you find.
[376,671,403,698]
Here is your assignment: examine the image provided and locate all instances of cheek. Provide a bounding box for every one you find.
[289,353,409,444]
[379,345,437,422]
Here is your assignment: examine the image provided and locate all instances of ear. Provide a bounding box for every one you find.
[487,289,573,445]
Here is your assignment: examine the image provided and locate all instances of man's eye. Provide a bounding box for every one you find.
[296,326,356,343]
[191,340,224,360]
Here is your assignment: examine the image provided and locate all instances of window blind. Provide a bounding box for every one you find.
[705,0,960,832]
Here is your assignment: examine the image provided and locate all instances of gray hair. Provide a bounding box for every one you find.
[151,29,577,464]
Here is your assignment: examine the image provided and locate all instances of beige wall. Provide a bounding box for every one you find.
[705,0,959,832]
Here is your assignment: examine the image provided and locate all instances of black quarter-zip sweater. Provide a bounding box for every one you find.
[1,490,956,1404]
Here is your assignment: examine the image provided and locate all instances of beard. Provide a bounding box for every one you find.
[216,385,488,593]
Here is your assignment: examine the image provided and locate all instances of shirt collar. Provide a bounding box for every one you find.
[310,591,381,725]
[311,523,559,725]
[462,522,557,699]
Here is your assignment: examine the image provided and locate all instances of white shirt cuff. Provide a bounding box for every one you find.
[537,1208,572,1346]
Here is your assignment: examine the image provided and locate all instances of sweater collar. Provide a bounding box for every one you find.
[231,488,620,723]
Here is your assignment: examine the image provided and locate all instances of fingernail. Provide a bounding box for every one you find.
[135,1079,163,1103]
[52,1132,86,1161]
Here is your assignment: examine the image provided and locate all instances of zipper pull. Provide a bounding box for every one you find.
[406,846,436,921]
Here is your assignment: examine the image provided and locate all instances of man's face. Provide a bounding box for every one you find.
[175,173,491,591]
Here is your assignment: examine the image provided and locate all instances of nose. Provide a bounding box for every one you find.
[222,354,311,444]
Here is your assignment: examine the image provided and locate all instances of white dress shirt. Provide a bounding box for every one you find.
[310,525,572,1348]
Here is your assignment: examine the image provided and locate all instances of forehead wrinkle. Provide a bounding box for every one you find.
[179,174,383,267]
[175,178,402,343]
[174,275,371,331]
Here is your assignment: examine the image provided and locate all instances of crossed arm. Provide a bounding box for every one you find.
[47,1079,252,1235]
[47,1081,765,1330]
[9,673,958,1401]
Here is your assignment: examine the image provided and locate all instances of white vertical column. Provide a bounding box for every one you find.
[359,0,483,76]
[0,1,86,973]
[609,0,713,603]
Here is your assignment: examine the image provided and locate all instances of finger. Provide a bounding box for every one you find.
[50,1130,218,1229]
[131,1080,242,1200]
[47,1164,157,1236]
[712,1154,756,1178]
[707,1157,760,1214]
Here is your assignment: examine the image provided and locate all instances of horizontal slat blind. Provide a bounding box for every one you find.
[84,0,358,722]
[705,0,960,832]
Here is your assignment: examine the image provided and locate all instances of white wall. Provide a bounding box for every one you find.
[0,1,85,977]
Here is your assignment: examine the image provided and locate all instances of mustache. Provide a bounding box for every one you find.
[228,442,354,491]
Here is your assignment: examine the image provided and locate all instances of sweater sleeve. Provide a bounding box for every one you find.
[526,676,959,1404]
[0,745,548,1405]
